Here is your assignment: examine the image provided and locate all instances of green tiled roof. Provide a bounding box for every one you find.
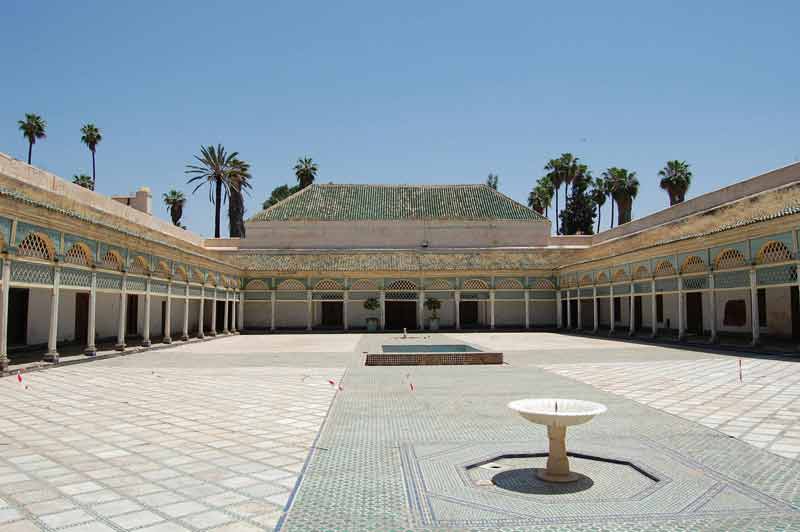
[250,184,545,222]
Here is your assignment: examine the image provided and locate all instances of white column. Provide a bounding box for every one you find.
[270,290,276,331]
[609,285,616,335]
[116,273,127,350]
[142,277,152,347]
[651,279,658,338]
[524,290,530,329]
[489,289,495,330]
[628,284,635,336]
[85,270,97,356]
[306,290,313,331]
[379,290,386,330]
[238,291,244,332]
[592,287,598,333]
[454,290,461,330]
[566,292,572,329]
[182,283,189,341]
[44,266,61,362]
[418,290,425,330]
[556,290,563,328]
[163,282,172,343]
[577,291,583,330]
[750,268,760,345]
[343,290,349,331]
[198,286,205,338]
[210,287,217,336]
[230,291,237,333]
[0,259,9,371]
[677,277,685,340]
[708,274,717,343]
[223,290,230,334]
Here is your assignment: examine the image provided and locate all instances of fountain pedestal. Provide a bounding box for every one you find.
[508,398,607,483]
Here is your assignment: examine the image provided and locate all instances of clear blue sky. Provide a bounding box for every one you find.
[2,1,798,236]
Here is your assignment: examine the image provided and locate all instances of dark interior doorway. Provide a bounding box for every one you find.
[686,292,703,335]
[8,287,29,346]
[569,300,578,328]
[386,301,417,330]
[161,301,167,338]
[216,301,225,331]
[321,301,343,327]
[460,300,479,327]
[75,292,89,345]
[634,296,643,332]
[791,287,800,340]
[561,299,568,327]
[126,294,138,337]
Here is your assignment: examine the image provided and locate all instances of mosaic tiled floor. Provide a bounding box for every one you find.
[0,347,343,531]
[542,358,800,459]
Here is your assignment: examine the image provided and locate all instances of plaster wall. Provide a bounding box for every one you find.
[244,302,270,330]
[97,293,121,339]
[243,219,550,250]
[495,301,524,327]
[27,289,51,345]
[531,300,556,327]
[275,302,307,329]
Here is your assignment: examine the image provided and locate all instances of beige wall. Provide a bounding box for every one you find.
[242,219,550,250]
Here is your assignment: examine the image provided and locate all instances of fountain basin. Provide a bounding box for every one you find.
[508,398,607,483]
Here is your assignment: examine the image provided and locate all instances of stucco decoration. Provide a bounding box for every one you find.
[350,279,379,291]
[386,279,418,291]
[17,232,54,261]
[654,260,677,277]
[245,279,268,290]
[192,269,205,284]
[425,278,451,290]
[174,266,188,282]
[129,255,150,274]
[63,242,93,267]
[462,279,489,290]
[277,279,306,291]
[596,272,609,284]
[314,279,344,291]
[579,274,593,286]
[680,255,706,274]
[496,278,524,290]
[612,269,629,283]
[633,265,650,280]
[756,240,792,265]
[100,250,123,271]
[715,248,748,270]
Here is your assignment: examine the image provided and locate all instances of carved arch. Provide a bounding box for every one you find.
[495,278,524,290]
[462,279,489,290]
[64,242,93,267]
[654,260,676,277]
[314,279,344,291]
[715,248,747,270]
[17,232,55,261]
[756,240,792,265]
[350,279,379,291]
[387,279,418,291]
[277,279,306,291]
[680,255,706,274]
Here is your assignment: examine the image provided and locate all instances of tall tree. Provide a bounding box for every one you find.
[18,113,47,164]
[263,184,300,209]
[294,157,318,189]
[544,158,564,234]
[528,176,554,217]
[80,123,102,187]
[72,174,94,190]
[658,160,693,206]
[486,173,499,190]
[544,153,586,234]
[163,189,187,227]
[590,177,607,233]
[559,173,596,235]
[227,158,252,238]
[605,167,639,225]
[186,144,238,238]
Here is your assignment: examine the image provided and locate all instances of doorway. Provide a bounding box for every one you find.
[791,287,800,340]
[634,296,643,332]
[8,288,29,346]
[561,299,568,327]
[321,301,343,327]
[569,300,578,328]
[386,301,417,330]
[126,294,138,337]
[75,293,89,345]
[460,301,479,328]
[216,301,226,331]
[161,301,167,338]
[686,292,703,335]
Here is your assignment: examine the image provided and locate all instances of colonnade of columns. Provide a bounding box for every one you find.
[0,261,242,371]
[558,269,773,346]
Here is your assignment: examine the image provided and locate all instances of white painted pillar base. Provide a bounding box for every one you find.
[379,291,386,330]
[556,291,563,329]
[454,291,461,330]
[0,260,10,371]
[677,278,685,341]
[609,286,616,336]
[142,278,152,347]
[489,290,495,330]
[270,291,276,331]
[182,284,190,341]
[223,290,230,334]
[576,294,583,330]
[708,274,717,343]
[116,274,127,350]
[750,269,760,346]
[231,292,237,333]
[86,271,97,355]
[306,290,312,331]
[592,287,598,333]
[651,279,658,338]
[198,287,205,338]
[44,266,61,362]
[238,291,244,332]
[524,291,530,329]
[418,290,425,330]
[628,284,635,336]
[210,289,217,336]
[163,285,172,344]
[566,293,572,329]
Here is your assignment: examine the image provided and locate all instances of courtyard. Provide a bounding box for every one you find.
[0,333,798,531]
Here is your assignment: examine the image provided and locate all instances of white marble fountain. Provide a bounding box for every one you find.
[508,398,607,482]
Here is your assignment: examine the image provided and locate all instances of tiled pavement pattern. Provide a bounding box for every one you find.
[542,358,800,459]
[0,347,343,531]
[280,333,800,531]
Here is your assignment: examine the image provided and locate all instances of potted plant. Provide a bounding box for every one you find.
[364,297,380,332]
[424,297,441,331]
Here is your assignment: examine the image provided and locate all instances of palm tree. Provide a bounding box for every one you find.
[80,123,102,187]
[294,157,318,189]
[186,144,239,238]
[163,190,187,227]
[72,174,94,190]
[486,173,499,190]
[528,176,554,217]
[605,167,639,225]
[590,177,607,233]
[544,158,564,234]
[227,157,252,238]
[659,160,693,206]
[18,113,47,164]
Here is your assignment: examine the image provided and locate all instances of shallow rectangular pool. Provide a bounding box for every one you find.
[382,344,481,353]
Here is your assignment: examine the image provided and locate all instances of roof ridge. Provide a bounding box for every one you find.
[312,183,490,188]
